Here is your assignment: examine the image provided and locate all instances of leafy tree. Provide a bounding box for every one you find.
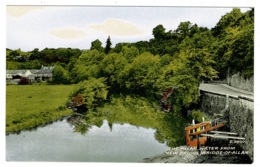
[149,24,180,55]
[69,77,109,111]
[155,53,200,112]
[212,8,254,79]
[184,48,218,81]
[121,46,139,62]
[101,53,127,89]
[212,8,243,37]
[9,50,20,61]
[51,64,70,84]
[90,39,103,52]
[70,50,104,83]
[175,21,193,40]
[133,41,150,53]
[29,48,41,60]
[70,63,90,83]
[112,42,131,53]
[120,52,161,93]
[155,38,217,112]
[6,60,42,70]
[152,24,166,40]
[105,36,112,54]
[229,24,253,78]
[160,54,173,66]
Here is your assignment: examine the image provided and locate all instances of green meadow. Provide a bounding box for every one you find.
[6,85,75,134]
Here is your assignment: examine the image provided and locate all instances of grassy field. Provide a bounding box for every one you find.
[6,85,75,134]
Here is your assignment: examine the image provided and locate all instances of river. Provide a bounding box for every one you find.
[6,118,170,162]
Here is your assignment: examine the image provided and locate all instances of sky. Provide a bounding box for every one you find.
[6,6,251,51]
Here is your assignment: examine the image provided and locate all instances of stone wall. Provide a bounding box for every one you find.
[228,96,254,160]
[228,73,254,92]
[200,91,254,161]
[200,91,227,115]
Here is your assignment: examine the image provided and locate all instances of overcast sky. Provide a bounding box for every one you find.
[6,6,251,51]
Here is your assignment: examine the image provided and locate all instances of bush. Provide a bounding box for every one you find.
[19,77,31,85]
[68,77,109,111]
[190,110,208,123]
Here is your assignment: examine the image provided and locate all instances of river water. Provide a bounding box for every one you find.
[6,119,170,162]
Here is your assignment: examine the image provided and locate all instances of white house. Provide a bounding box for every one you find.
[6,70,33,79]
[33,65,54,81]
[6,65,55,82]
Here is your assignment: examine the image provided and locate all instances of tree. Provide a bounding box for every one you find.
[101,53,127,89]
[175,21,193,40]
[212,8,243,37]
[212,8,254,79]
[229,24,253,78]
[133,41,150,53]
[29,48,41,60]
[68,77,109,111]
[154,30,218,112]
[51,64,70,84]
[121,46,139,62]
[9,50,20,61]
[152,24,166,40]
[70,50,104,83]
[112,42,131,53]
[120,52,161,93]
[105,36,112,54]
[90,39,103,52]
[160,54,173,66]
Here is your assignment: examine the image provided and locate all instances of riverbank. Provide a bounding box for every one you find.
[142,145,252,163]
[6,85,75,134]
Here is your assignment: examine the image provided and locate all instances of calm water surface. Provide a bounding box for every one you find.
[6,119,169,162]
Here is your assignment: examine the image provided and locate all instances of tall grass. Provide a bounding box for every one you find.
[6,85,75,134]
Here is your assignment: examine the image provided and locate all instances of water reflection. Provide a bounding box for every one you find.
[66,108,186,148]
[6,118,169,162]
[67,114,90,135]
[7,95,188,162]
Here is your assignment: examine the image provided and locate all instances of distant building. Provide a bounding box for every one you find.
[6,70,33,80]
[33,65,55,81]
[6,65,55,84]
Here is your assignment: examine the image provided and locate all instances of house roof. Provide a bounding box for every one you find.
[29,69,40,73]
[6,70,28,75]
[34,69,53,74]
[6,66,55,76]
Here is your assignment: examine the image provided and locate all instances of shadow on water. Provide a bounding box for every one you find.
[66,95,188,148]
[66,113,91,135]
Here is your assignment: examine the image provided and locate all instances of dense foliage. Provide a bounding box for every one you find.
[68,78,109,111]
[211,8,254,78]
[7,8,254,113]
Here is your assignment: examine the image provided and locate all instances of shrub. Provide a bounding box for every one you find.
[19,77,31,85]
[68,77,109,111]
[190,110,208,123]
